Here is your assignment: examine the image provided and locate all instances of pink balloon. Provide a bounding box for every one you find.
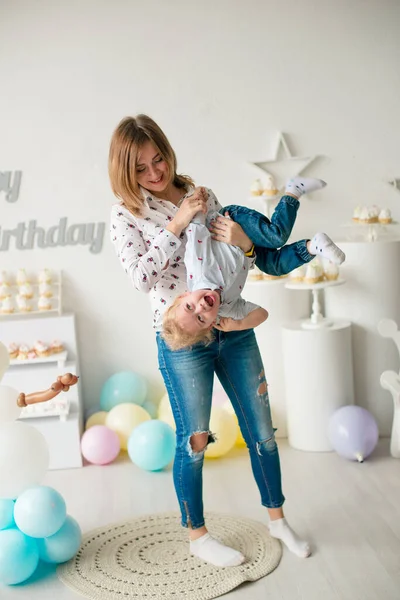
[81,426,120,465]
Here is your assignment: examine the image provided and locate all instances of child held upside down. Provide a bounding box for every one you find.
[162,177,345,350]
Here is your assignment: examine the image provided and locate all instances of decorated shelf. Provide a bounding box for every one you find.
[10,350,68,367]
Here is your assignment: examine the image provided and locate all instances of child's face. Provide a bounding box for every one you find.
[176,290,221,333]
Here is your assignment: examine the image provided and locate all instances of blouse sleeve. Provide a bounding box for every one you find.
[110,206,182,293]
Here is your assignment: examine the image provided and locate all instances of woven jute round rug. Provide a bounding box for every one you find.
[57,512,282,600]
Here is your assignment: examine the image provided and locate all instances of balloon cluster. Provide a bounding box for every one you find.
[82,371,176,471]
[0,343,81,586]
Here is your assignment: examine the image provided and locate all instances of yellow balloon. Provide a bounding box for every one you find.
[205,407,237,459]
[105,403,151,450]
[157,394,176,430]
[85,411,108,430]
[222,401,247,448]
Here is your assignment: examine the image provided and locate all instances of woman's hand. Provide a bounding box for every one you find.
[209,212,253,252]
[167,187,208,237]
[214,317,243,332]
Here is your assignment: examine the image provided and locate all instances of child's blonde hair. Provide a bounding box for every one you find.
[162,296,214,351]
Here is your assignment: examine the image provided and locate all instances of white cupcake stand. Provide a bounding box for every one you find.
[281,278,354,451]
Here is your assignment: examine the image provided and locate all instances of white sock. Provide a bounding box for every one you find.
[285,177,326,197]
[190,533,245,567]
[269,518,311,558]
[309,232,345,265]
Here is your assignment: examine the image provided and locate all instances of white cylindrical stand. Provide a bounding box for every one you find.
[282,320,354,451]
[324,239,400,435]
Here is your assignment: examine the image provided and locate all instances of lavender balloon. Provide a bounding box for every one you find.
[328,406,379,462]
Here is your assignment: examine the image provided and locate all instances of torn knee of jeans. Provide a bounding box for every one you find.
[188,431,216,456]
[257,369,268,395]
[256,430,278,456]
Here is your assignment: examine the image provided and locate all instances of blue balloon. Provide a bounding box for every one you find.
[128,420,176,471]
[14,486,67,538]
[100,371,148,412]
[37,515,82,564]
[328,405,379,462]
[142,399,158,419]
[0,499,15,530]
[0,528,39,585]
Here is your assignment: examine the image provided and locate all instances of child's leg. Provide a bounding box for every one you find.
[223,196,299,249]
[223,178,327,249]
[255,240,313,276]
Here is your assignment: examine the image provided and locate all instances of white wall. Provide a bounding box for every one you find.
[1,0,400,428]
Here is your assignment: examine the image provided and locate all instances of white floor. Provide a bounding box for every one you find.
[2,439,400,600]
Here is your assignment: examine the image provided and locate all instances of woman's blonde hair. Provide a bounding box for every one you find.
[162,296,215,351]
[108,114,194,216]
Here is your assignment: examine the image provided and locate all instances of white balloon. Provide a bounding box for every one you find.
[0,385,21,423]
[0,422,49,500]
[0,342,10,381]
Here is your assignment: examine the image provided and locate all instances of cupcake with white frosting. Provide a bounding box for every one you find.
[378,208,392,224]
[38,269,52,284]
[39,282,53,298]
[38,296,52,311]
[34,340,51,357]
[16,269,29,286]
[0,283,11,300]
[304,260,324,284]
[0,271,9,286]
[250,179,264,196]
[289,264,307,283]
[352,206,362,222]
[17,344,30,360]
[8,343,19,359]
[18,283,34,299]
[16,294,32,312]
[1,297,14,314]
[263,175,279,197]
[324,261,339,281]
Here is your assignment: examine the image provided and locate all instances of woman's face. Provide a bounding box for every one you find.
[135,141,171,195]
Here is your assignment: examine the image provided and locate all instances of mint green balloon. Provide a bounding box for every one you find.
[128,420,176,471]
[0,528,39,585]
[0,499,15,530]
[100,372,147,411]
[37,515,82,564]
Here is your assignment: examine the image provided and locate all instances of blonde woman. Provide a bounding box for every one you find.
[109,114,311,567]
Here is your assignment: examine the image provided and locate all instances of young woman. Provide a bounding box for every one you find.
[109,114,311,567]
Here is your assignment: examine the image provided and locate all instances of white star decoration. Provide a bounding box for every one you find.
[251,132,322,193]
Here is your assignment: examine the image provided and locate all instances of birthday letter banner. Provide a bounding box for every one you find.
[1,171,105,254]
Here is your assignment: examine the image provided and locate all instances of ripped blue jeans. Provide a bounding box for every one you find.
[156,328,285,529]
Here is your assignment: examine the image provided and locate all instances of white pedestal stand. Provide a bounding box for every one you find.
[324,239,400,435]
[282,320,354,451]
[378,319,400,458]
[285,279,346,329]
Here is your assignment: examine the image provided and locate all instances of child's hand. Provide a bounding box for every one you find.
[214,317,242,332]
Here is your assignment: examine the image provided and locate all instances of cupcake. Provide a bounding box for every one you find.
[289,264,307,283]
[378,208,392,224]
[0,283,11,300]
[50,340,64,354]
[8,343,19,359]
[324,261,339,281]
[263,175,279,197]
[248,266,264,281]
[1,297,14,314]
[369,205,380,221]
[352,206,362,222]
[16,269,29,286]
[38,269,52,284]
[304,260,324,284]
[34,340,51,357]
[0,271,9,286]
[250,179,264,196]
[17,344,30,360]
[18,283,34,299]
[16,294,32,312]
[39,282,53,298]
[359,206,377,224]
[27,350,37,360]
[38,296,52,311]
